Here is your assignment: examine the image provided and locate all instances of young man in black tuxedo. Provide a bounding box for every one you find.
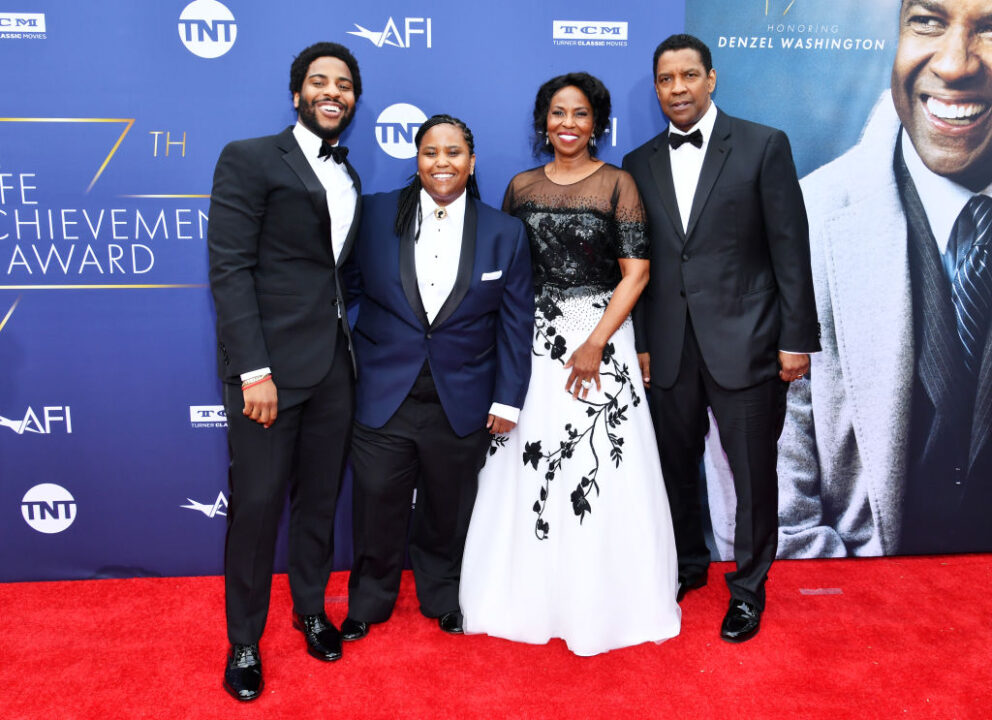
[208,41,363,701]
[623,34,819,642]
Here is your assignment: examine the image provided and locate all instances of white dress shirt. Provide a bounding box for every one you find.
[415,188,519,423]
[240,123,357,383]
[669,100,719,233]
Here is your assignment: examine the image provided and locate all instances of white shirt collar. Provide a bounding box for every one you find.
[901,128,992,252]
[669,100,718,144]
[292,121,340,161]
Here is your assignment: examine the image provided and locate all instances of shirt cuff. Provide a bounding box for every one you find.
[240,367,271,383]
[489,402,520,424]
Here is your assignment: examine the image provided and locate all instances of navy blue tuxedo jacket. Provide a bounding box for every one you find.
[348,190,534,437]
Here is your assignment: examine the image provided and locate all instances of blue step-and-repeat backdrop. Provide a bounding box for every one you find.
[3,0,986,581]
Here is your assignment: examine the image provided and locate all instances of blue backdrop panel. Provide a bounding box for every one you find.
[0,0,684,581]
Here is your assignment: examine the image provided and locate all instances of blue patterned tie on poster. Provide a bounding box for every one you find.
[689,0,992,559]
[0,0,685,581]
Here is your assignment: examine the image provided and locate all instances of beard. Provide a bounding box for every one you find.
[297,100,354,141]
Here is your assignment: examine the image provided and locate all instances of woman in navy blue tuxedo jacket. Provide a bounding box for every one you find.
[339,115,534,639]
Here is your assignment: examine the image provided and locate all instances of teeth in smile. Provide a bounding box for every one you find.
[926,96,987,121]
[433,173,454,179]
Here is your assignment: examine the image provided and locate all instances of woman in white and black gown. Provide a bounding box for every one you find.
[460,73,681,656]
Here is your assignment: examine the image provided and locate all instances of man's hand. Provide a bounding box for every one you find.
[487,414,516,435]
[243,378,278,428]
[638,352,651,387]
[778,351,810,382]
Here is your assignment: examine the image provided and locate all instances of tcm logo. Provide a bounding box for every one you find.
[348,17,432,48]
[552,20,628,45]
[178,0,236,59]
[190,405,227,428]
[375,103,428,160]
[0,12,45,30]
[181,491,228,519]
[22,484,76,534]
[0,406,72,435]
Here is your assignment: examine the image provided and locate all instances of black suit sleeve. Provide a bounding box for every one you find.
[207,140,271,377]
[759,131,820,353]
[622,152,651,354]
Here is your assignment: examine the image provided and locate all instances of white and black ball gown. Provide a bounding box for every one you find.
[459,164,681,656]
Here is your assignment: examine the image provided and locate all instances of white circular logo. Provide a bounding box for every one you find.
[375,103,428,159]
[178,0,237,59]
[21,483,77,534]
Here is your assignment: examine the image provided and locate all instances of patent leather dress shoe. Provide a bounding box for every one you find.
[438,610,464,634]
[720,599,762,643]
[676,574,707,602]
[223,644,263,702]
[292,612,343,661]
[341,617,369,641]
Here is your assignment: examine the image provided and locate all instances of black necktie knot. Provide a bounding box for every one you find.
[669,129,703,150]
[318,141,348,164]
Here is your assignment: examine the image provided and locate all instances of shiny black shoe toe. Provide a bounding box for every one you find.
[341,616,370,641]
[438,610,464,634]
[293,612,343,661]
[676,574,708,602]
[223,644,263,702]
[720,599,761,643]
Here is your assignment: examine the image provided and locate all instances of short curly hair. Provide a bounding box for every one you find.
[652,34,712,78]
[532,72,611,157]
[289,42,362,100]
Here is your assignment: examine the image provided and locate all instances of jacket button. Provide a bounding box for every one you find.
[679,289,686,298]
[681,253,689,261]
[426,333,432,339]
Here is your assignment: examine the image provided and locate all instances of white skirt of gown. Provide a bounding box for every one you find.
[460,291,681,656]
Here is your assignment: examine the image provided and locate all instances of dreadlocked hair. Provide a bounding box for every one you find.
[394,114,481,239]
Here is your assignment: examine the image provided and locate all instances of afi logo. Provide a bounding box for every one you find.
[0,406,72,435]
[22,484,77,534]
[375,103,428,160]
[178,0,237,59]
[181,491,228,519]
[348,17,432,49]
[0,13,45,30]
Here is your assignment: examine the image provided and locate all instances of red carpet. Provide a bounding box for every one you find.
[1,556,990,719]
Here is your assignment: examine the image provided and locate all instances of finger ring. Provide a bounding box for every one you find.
[581,380,592,389]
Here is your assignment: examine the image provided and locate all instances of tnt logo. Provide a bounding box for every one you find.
[190,405,227,428]
[22,484,77,534]
[0,406,72,435]
[375,103,427,159]
[348,17,432,49]
[0,13,46,31]
[178,0,236,59]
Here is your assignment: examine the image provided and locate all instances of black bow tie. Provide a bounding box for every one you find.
[669,129,703,149]
[318,141,349,164]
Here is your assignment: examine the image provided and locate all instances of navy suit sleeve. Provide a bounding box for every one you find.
[494,218,535,409]
[759,130,820,353]
[207,140,270,377]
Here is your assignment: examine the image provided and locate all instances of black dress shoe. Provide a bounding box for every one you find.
[341,617,369,641]
[676,574,707,602]
[292,612,342,661]
[223,644,263,702]
[438,610,464,634]
[720,599,761,643]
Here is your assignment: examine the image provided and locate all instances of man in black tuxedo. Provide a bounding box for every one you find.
[623,34,819,642]
[208,42,362,701]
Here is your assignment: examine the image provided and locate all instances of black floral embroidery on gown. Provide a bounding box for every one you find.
[491,164,650,540]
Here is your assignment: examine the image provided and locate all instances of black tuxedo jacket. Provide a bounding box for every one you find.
[208,127,361,393]
[623,110,820,390]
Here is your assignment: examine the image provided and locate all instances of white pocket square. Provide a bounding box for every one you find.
[481,270,502,281]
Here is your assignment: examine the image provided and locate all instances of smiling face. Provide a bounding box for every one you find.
[654,47,716,132]
[293,56,356,141]
[417,123,476,207]
[545,85,595,158]
[892,0,992,190]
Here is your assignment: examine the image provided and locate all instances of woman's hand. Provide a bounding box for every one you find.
[564,339,605,399]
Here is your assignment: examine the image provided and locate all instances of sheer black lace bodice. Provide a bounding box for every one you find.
[502,164,649,297]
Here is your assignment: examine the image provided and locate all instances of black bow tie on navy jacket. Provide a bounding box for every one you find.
[669,129,703,149]
[318,141,349,164]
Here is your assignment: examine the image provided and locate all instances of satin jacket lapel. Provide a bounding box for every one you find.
[685,112,731,242]
[337,161,362,264]
[399,218,429,328]
[431,196,478,330]
[647,133,685,243]
[279,129,332,262]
